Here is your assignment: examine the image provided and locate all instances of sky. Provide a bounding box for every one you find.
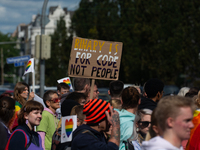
[0,0,81,34]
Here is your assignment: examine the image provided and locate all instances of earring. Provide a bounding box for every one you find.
[98,123,100,127]
[136,127,139,132]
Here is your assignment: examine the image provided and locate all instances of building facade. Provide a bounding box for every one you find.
[12,5,74,83]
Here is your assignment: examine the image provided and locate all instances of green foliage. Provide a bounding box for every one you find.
[0,32,19,83]
[45,16,72,86]
[72,0,200,86]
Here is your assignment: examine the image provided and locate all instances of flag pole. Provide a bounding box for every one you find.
[32,58,35,93]
[32,70,35,93]
[23,58,35,93]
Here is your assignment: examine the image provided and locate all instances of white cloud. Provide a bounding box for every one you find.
[0,6,6,18]
[0,25,16,33]
[0,0,80,33]
[0,0,80,11]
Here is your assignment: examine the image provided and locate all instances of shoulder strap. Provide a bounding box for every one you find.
[73,129,99,141]
[82,130,99,140]
[5,129,27,150]
[25,133,32,150]
[123,140,135,150]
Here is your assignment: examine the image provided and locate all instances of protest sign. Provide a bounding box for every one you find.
[61,115,77,143]
[34,94,46,108]
[68,37,123,80]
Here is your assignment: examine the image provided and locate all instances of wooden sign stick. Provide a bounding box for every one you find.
[90,79,95,100]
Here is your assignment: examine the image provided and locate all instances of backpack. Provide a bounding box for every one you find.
[51,127,70,150]
[51,128,98,150]
[123,139,135,150]
[72,129,99,141]
[5,129,32,150]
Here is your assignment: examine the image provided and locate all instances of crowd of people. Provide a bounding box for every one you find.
[0,77,199,150]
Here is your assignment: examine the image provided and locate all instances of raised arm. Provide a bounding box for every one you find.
[105,106,120,146]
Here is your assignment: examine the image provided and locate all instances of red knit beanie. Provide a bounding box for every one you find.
[83,99,111,125]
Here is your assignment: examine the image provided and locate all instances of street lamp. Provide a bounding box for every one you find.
[40,0,49,97]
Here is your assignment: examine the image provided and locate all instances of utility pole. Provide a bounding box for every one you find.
[40,0,49,97]
[1,48,4,85]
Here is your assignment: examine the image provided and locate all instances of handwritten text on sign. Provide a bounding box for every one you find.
[68,37,123,80]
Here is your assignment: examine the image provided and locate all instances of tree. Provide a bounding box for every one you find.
[72,0,200,86]
[45,16,72,86]
[130,0,200,85]
[0,32,19,84]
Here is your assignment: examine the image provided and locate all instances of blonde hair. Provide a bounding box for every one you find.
[70,105,85,124]
[109,99,122,109]
[177,87,190,96]
[155,95,196,132]
[129,109,152,141]
[137,109,152,121]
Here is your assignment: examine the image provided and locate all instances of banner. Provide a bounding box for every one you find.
[68,37,123,80]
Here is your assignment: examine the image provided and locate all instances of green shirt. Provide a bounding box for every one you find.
[36,110,58,150]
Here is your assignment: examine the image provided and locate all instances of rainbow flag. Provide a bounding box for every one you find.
[24,58,34,75]
[186,110,200,150]
[57,77,73,90]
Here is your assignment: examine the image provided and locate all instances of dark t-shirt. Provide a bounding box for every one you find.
[138,96,157,111]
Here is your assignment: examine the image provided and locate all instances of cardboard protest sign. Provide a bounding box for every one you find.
[68,37,123,80]
[61,115,77,143]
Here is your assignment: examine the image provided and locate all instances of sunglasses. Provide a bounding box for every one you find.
[138,121,151,128]
[94,90,99,93]
[49,98,61,103]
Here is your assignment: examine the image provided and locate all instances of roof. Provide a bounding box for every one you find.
[49,6,58,15]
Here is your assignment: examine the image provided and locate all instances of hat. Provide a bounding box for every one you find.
[83,99,111,125]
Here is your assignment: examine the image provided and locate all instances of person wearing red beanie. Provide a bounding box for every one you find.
[71,99,120,150]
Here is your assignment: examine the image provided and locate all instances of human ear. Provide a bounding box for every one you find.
[166,117,174,128]
[108,90,110,95]
[24,113,28,120]
[84,84,90,91]
[77,118,81,126]
[138,98,141,105]
[156,92,160,98]
[196,98,200,107]
[46,100,51,107]
[143,92,147,97]
[152,125,159,135]
[57,90,61,95]
[136,122,139,128]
